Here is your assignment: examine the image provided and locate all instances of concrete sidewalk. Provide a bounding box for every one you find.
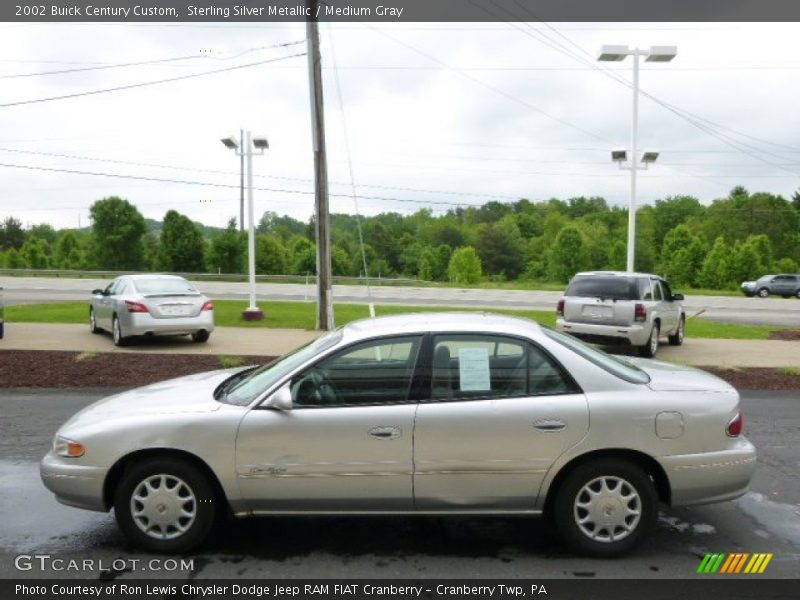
[1,323,799,367]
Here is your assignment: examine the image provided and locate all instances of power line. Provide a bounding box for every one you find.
[0,51,307,108]
[0,40,306,79]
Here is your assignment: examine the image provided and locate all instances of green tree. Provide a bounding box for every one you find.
[475,216,525,279]
[4,247,24,269]
[652,195,704,248]
[331,245,351,276]
[698,237,733,289]
[607,239,627,271]
[548,226,588,283]
[730,240,764,285]
[158,210,206,272]
[19,236,50,269]
[775,257,799,273]
[206,218,244,274]
[53,231,84,269]
[658,225,706,287]
[255,234,288,275]
[89,196,146,270]
[447,246,482,285]
[0,217,26,250]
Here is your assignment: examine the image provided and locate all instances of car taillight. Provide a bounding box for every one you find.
[556,299,565,316]
[125,300,149,313]
[726,410,744,437]
[201,301,214,311]
[634,303,647,322]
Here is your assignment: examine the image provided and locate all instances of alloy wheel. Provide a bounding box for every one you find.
[573,475,641,543]
[130,474,197,540]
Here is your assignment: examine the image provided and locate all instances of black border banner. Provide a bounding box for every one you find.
[5,579,800,600]
[4,0,800,23]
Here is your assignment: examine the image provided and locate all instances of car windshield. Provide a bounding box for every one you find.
[565,275,638,300]
[219,329,344,406]
[134,278,197,294]
[543,328,650,384]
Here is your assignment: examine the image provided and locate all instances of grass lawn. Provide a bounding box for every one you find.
[5,299,784,340]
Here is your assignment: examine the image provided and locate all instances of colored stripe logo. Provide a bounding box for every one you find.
[697,552,773,574]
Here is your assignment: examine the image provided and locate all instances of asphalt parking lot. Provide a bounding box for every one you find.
[1,389,798,580]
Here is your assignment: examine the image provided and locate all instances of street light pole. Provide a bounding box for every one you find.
[239,128,245,233]
[598,45,676,273]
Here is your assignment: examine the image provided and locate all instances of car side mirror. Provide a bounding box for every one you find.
[672,293,684,301]
[264,384,293,411]
[91,289,104,296]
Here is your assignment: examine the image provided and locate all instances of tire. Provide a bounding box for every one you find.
[668,315,685,346]
[553,458,657,557]
[191,330,210,343]
[113,457,217,554]
[89,307,102,334]
[758,287,769,298]
[112,315,129,347]
[796,290,800,300]
[638,322,659,358]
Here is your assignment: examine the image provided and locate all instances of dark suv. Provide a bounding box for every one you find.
[741,274,800,298]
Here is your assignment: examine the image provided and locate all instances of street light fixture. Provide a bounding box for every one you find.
[221,130,268,321]
[599,44,676,273]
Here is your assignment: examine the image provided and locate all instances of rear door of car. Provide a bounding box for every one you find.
[652,279,678,333]
[413,333,589,510]
[773,275,795,295]
[562,275,637,326]
[235,335,423,512]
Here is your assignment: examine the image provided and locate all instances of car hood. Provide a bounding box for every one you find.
[624,358,736,393]
[61,368,250,429]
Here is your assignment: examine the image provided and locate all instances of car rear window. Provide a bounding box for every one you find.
[133,278,197,294]
[565,275,638,300]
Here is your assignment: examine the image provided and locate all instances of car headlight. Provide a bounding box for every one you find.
[53,435,85,458]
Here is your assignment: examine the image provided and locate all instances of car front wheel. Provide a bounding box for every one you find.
[553,458,657,557]
[114,457,216,553]
[668,315,685,346]
[638,322,659,357]
[89,308,101,334]
[758,287,769,298]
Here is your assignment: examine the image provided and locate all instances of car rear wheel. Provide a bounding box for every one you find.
[668,315,685,346]
[758,287,769,298]
[114,457,216,553]
[191,330,210,343]
[796,290,800,299]
[89,308,101,334]
[112,315,129,347]
[553,458,657,557]
[638,322,659,357]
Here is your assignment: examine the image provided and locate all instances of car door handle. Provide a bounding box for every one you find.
[368,426,401,440]
[534,419,566,432]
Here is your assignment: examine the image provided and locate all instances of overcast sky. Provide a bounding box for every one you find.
[1,21,799,230]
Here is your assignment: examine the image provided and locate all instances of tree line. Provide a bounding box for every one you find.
[1,187,799,290]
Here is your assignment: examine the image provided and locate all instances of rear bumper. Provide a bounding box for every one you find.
[556,318,651,346]
[126,311,215,336]
[40,452,108,512]
[658,438,757,506]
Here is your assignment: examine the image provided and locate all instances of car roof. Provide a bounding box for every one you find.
[339,312,543,344]
[573,271,661,279]
[125,274,188,281]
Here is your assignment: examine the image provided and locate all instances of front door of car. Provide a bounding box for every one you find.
[413,334,589,510]
[235,335,423,512]
[96,279,119,328]
[773,276,793,295]
[657,279,680,332]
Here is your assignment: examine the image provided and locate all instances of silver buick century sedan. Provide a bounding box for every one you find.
[41,313,756,557]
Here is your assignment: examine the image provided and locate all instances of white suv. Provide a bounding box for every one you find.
[555,271,685,357]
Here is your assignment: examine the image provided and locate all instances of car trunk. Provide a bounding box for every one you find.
[563,296,637,326]
[142,293,204,319]
[625,358,735,393]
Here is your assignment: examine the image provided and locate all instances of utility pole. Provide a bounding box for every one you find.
[307,1,334,330]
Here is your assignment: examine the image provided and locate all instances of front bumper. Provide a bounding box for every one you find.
[556,318,651,346]
[659,438,757,506]
[126,311,215,337]
[740,284,756,297]
[40,452,108,512]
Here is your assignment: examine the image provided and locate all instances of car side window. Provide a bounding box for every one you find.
[638,279,653,300]
[652,281,663,301]
[116,281,128,295]
[528,343,580,396]
[660,280,673,300]
[104,280,119,295]
[290,335,422,408]
[431,334,528,401]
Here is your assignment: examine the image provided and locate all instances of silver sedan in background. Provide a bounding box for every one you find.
[42,313,755,557]
[89,274,214,346]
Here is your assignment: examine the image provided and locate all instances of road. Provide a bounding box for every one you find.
[1,389,798,580]
[2,276,799,327]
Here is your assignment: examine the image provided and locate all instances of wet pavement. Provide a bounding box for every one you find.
[1,389,798,580]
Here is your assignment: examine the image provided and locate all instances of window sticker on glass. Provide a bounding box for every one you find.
[458,347,491,391]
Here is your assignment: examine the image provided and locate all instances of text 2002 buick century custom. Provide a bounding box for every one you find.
[41,313,756,556]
